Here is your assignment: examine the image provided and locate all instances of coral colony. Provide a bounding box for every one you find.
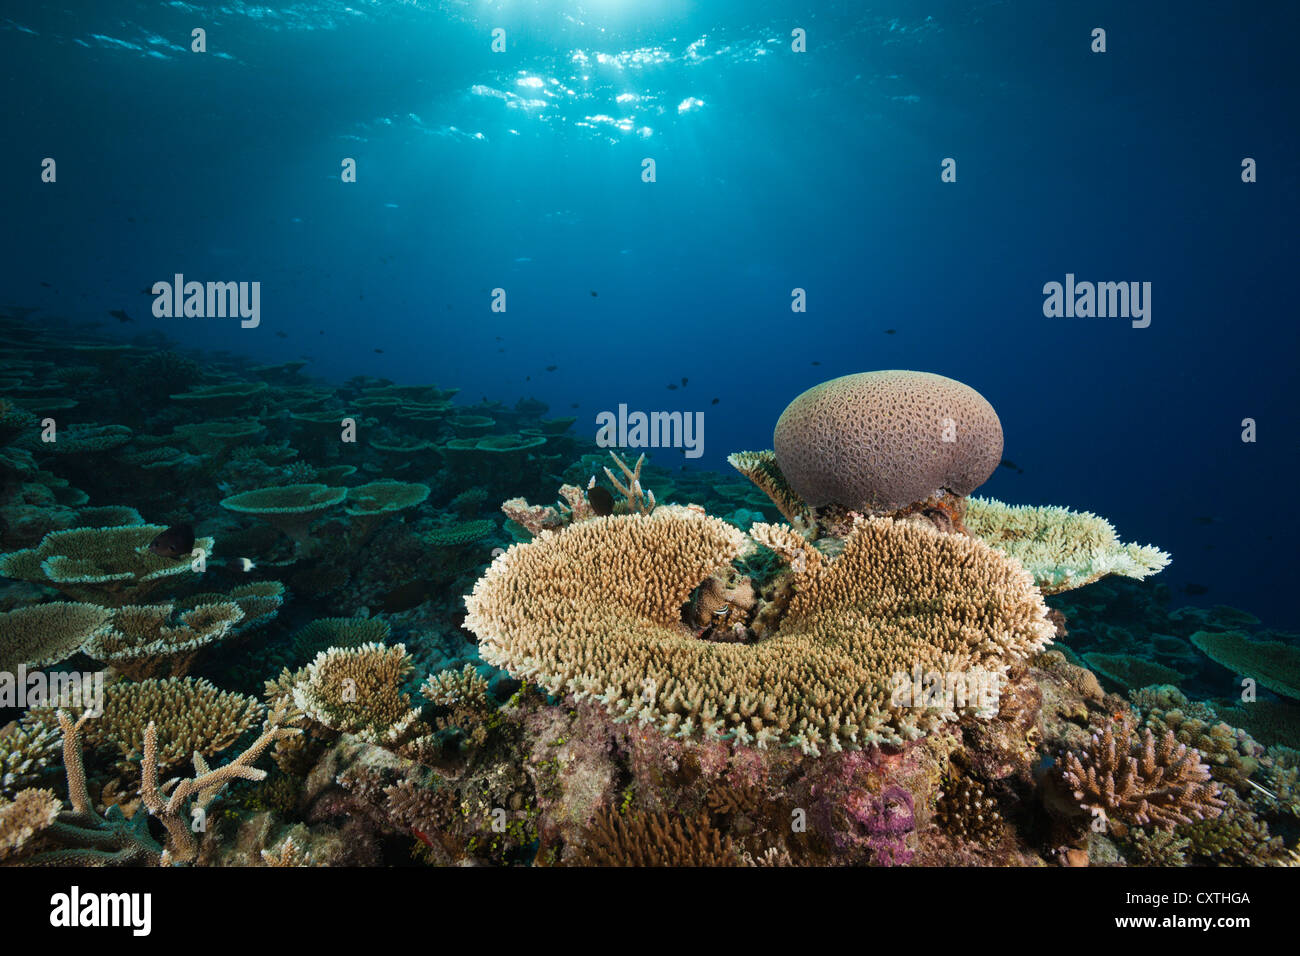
[1,350,1297,871]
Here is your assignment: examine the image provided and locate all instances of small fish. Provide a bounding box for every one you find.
[711,398,720,405]
[374,348,384,353]
[570,403,579,409]
[109,309,133,323]
[148,523,195,560]
[587,486,615,516]
[667,384,678,390]
[275,331,288,338]
[319,330,325,335]
[884,329,897,335]
[525,376,531,381]
[40,281,52,288]
[240,557,256,572]
[998,459,1024,474]
[590,290,598,297]
[681,377,688,387]
[811,360,821,366]
[545,365,558,372]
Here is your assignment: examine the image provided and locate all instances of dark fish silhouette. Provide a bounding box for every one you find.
[590,290,598,297]
[811,360,821,366]
[999,459,1024,474]
[681,377,688,386]
[110,309,133,323]
[570,403,579,409]
[374,348,384,353]
[275,331,288,338]
[545,365,557,372]
[884,329,897,335]
[667,384,678,390]
[711,398,720,405]
[588,486,614,516]
[148,524,195,560]
[40,282,52,288]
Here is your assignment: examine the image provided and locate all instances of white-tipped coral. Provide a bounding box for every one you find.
[964,496,1170,594]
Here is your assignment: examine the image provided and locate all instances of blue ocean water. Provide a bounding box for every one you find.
[3,0,1297,627]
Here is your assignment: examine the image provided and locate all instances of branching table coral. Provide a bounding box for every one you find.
[466,507,1054,754]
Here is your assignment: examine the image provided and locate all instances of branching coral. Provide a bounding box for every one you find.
[30,677,264,774]
[965,497,1170,594]
[574,808,744,866]
[726,450,809,526]
[1058,715,1226,833]
[290,643,432,757]
[467,508,1052,754]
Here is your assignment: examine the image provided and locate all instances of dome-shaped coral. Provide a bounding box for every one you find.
[772,370,1003,513]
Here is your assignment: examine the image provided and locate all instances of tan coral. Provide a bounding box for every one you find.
[1059,714,1226,833]
[465,508,1052,754]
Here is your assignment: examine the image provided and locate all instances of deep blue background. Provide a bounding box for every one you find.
[2,1,1297,626]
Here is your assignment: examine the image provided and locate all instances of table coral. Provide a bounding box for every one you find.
[467,507,1052,754]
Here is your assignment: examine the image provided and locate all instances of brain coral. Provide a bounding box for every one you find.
[772,370,1003,513]
[465,506,1053,754]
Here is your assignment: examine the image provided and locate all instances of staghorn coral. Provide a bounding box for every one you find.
[29,677,264,774]
[1189,630,1300,701]
[467,507,1052,754]
[81,601,244,680]
[0,601,112,669]
[1058,714,1226,834]
[773,370,1003,514]
[574,807,744,866]
[0,524,215,605]
[602,450,656,514]
[965,497,1170,595]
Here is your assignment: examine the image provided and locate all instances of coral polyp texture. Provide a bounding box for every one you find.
[466,507,1053,753]
[964,497,1170,594]
[772,370,1003,514]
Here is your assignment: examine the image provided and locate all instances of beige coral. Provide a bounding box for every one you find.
[965,496,1169,594]
[466,508,1052,754]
